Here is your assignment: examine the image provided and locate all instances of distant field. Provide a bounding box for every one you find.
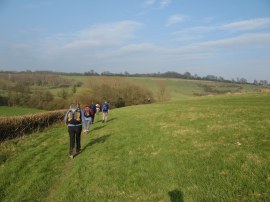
[0,106,44,116]
[128,77,263,100]
[1,74,267,111]
[0,93,269,201]
[52,75,266,101]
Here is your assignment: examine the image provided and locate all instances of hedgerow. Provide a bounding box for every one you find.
[0,109,66,141]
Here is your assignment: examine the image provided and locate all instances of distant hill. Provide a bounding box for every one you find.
[0,71,269,110]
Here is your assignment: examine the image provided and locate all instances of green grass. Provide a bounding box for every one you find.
[18,75,267,103]
[0,93,270,201]
[128,77,264,101]
[0,106,45,116]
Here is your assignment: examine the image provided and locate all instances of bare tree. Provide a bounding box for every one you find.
[156,80,170,102]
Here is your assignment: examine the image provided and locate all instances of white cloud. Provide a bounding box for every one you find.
[159,0,172,9]
[101,33,270,67]
[143,0,171,9]
[143,0,156,6]
[174,33,270,53]
[172,18,270,43]
[166,14,188,26]
[118,43,158,54]
[42,20,144,53]
[221,18,270,31]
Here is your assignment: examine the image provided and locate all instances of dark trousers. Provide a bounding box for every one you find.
[68,125,82,155]
[91,115,95,123]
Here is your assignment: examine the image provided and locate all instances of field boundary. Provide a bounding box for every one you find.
[0,109,66,141]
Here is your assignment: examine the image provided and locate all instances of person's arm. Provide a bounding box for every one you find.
[80,109,87,129]
[64,111,68,124]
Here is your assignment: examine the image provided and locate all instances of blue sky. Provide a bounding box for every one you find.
[0,0,270,81]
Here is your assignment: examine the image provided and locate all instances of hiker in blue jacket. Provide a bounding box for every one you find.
[90,102,96,124]
[64,103,86,159]
[102,101,110,123]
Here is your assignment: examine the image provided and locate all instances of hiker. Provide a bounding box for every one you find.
[83,105,92,134]
[90,102,96,124]
[64,103,86,159]
[102,101,110,123]
[95,103,100,114]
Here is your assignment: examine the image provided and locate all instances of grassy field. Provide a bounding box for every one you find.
[128,77,263,100]
[0,93,269,201]
[45,75,266,102]
[0,106,45,116]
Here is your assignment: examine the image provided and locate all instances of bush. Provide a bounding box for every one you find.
[0,109,66,141]
[86,77,153,108]
[115,97,125,108]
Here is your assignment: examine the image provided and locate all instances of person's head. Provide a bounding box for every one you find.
[69,103,77,110]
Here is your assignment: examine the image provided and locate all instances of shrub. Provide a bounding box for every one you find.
[0,109,66,141]
[86,76,153,108]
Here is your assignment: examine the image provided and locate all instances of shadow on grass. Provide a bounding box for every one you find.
[92,117,117,124]
[106,117,117,123]
[82,134,111,152]
[91,125,106,132]
[168,189,184,202]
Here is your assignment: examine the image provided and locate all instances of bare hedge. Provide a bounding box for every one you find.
[0,109,66,141]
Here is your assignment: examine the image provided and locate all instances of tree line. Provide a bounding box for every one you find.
[0,71,154,110]
[2,70,269,86]
[85,70,269,86]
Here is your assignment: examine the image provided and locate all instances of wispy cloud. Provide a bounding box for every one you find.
[221,18,270,31]
[184,33,270,51]
[166,14,188,26]
[43,20,144,52]
[159,0,172,9]
[143,0,156,6]
[172,18,270,43]
[36,20,145,68]
[143,0,172,9]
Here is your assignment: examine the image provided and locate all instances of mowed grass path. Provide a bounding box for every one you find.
[0,93,270,201]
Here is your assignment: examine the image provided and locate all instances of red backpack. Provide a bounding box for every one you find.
[84,107,91,117]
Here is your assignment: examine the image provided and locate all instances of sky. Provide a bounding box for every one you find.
[0,0,270,82]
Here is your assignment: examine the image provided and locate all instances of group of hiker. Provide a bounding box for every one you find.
[64,101,110,158]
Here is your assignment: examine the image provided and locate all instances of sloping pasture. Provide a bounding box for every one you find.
[0,93,269,201]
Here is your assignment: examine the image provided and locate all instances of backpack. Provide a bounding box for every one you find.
[67,104,81,124]
[102,104,109,111]
[84,107,91,117]
[90,104,96,113]
[89,108,94,116]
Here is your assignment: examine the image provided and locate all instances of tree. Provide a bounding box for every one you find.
[72,85,77,94]
[156,80,170,102]
[184,72,191,79]
[58,88,68,99]
[253,80,258,85]
[239,78,247,84]
[259,80,268,86]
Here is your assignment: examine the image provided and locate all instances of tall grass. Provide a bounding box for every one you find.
[0,93,270,201]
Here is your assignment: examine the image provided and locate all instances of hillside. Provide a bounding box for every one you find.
[1,71,268,111]
[0,93,269,201]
